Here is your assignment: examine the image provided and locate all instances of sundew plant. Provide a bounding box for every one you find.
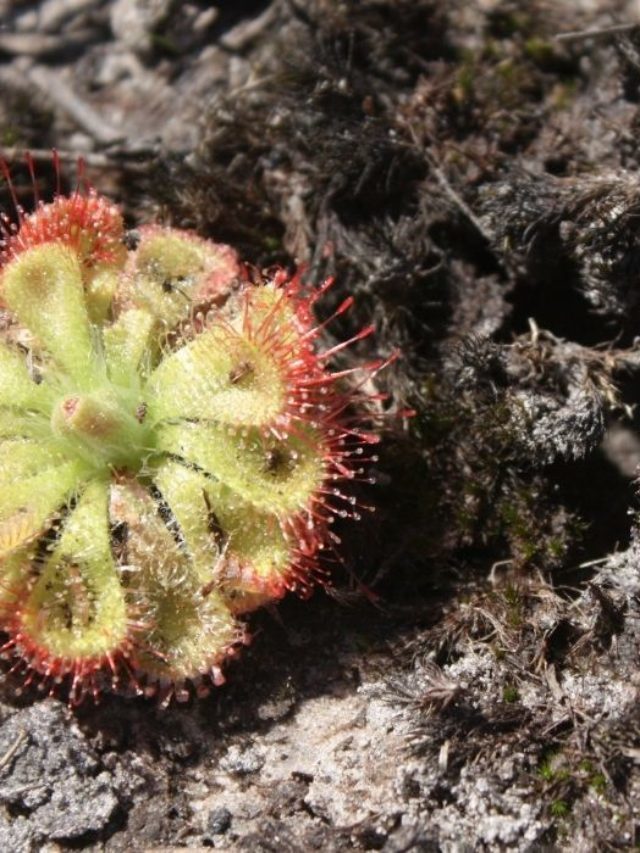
[0,156,386,705]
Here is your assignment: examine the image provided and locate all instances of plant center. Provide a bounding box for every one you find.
[50,384,154,472]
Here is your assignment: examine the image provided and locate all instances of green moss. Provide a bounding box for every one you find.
[454,62,476,102]
[538,762,555,783]
[262,235,282,251]
[523,38,556,66]
[550,799,570,818]
[0,126,19,146]
[502,684,520,703]
[538,749,571,783]
[550,80,579,111]
[503,584,524,628]
[489,10,533,39]
[589,773,607,795]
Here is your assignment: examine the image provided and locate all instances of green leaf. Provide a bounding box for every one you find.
[2,243,99,385]
[117,228,238,329]
[157,422,324,514]
[0,438,68,484]
[0,409,49,440]
[0,460,89,558]
[20,478,129,661]
[103,308,157,385]
[0,340,51,411]
[152,458,292,602]
[110,479,238,682]
[147,324,286,428]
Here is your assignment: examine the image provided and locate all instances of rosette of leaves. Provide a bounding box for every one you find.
[0,170,380,704]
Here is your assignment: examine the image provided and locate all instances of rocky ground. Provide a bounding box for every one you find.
[4,0,640,850]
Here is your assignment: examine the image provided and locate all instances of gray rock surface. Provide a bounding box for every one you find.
[0,703,121,850]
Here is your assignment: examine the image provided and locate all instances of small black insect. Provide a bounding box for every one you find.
[122,229,141,250]
[228,360,254,385]
[109,520,129,563]
[58,557,93,628]
[262,447,288,474]
[110,519,128,547]
[202,490,226,549]
[161,275,190,300]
